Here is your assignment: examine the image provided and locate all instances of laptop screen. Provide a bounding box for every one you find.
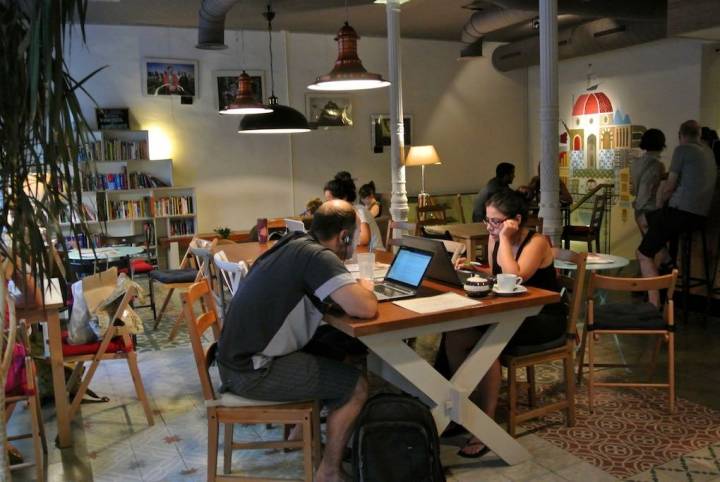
[386,247,434,288]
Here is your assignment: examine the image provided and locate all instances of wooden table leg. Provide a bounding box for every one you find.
[47,310,72,448]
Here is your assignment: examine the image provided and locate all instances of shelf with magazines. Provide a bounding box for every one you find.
[57,129,197,267]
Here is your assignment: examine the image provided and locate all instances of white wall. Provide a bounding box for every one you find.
[527,38,705,257]
[67,25,528,232]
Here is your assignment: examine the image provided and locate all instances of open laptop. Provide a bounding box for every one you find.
[400,235,477,287]
[373,246,434,301]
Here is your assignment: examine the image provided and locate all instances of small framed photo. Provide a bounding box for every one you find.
[371,114,412,153]
[96,108,130,130]
[215,70,265,111]
[144,58,198,97]
[306,94,353,129]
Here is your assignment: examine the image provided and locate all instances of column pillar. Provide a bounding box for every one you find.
[386,0,409,223]
[538,0,561,245]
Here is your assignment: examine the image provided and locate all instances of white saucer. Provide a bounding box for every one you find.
[492,285,528,296]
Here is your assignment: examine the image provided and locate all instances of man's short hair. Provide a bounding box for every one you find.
[679,120,701,140]
[496,162,515,178]
[310,201,357,242]
[640,128,666,151]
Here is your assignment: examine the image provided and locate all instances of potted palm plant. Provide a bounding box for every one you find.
[0,1,102,477]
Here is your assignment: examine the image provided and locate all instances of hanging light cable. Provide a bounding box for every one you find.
[238,4,310,134]
[307,0,390,92]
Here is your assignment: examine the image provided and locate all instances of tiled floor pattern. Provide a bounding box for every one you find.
[6,282,720,481]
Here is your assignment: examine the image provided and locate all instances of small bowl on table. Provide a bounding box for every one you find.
[463,276,493,298]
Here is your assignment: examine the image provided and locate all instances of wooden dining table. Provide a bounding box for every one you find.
[424,222,489,261]
[214,242,559,465]
[15,278,73,448]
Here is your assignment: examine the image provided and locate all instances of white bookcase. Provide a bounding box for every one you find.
[60,130,197,261]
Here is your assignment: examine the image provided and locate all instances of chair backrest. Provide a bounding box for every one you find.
[588,270,678,324]
[284,218,306,233]
[385,220,417,249]
[182,279,222,402]
[186,238,215,275]
[416,204,447,223]
[589,192,608,230]
[553,248,587,336]
[213,251,249,296]
[454,194,466,224]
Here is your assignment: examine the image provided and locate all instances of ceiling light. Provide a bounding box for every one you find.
[238,4,310,134]
[220,71,272,115]
[307,4,390,92]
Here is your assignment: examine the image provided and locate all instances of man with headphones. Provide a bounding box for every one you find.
[217,200,377,482]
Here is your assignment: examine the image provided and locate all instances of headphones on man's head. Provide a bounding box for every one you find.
[342,232,352,246]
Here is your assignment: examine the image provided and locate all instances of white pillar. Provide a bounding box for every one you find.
[386,0,409,223]
[538,0,561,245]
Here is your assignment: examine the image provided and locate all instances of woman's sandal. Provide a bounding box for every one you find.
[457,439,491,459]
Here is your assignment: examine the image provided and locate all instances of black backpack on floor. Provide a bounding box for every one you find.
[352,393,446,482]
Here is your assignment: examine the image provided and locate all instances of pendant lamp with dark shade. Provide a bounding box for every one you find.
[239,5,310,134]
[307,21,390,92]
[220,70,272,115]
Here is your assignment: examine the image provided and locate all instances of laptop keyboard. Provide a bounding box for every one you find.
[374,284,408,297]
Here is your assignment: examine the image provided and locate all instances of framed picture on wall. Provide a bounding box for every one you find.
[214,70,265,112]
[371,114,412,153]
[143,58,198,96]
[305,94,353,129]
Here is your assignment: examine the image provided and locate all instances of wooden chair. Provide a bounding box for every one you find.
[5,317,46,481]
[63,283,154,426]
[455,194,466,224]
[182,280,321,481]
[501,249,587,437]
[584,270,678,413]
[562,192,607,252]
[385,221,417,250]
[415,204,447,228]
[149,237,210,334]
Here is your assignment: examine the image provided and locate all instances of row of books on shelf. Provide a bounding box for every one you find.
[80,139,149,161]
[169,219,195,237]
[82,168,129,191]
[109,199,151,220]
[66,233,102,250]
[154,196,194,216]
[129,172,170,189]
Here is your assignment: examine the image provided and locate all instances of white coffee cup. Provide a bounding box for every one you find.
[496,274,523,292]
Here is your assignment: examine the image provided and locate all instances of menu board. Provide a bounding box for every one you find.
[96,108,130,130]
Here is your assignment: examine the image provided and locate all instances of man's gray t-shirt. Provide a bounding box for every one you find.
[217,233,355,372]
[668,142,718,216]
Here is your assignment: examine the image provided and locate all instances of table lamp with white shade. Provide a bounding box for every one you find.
[405,145,442,207]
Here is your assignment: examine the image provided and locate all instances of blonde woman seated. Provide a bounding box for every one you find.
[446,190,566,458]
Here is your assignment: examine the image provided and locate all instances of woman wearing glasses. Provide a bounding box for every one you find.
[445,190,566,458]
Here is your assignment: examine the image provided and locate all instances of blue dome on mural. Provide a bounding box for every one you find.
[613,109,631,125]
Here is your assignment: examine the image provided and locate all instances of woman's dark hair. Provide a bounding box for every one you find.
[485,190,528,225]
[334,171,353,183]
[639,128,666,151]
[358,181,376,199]
[324,177,357,203]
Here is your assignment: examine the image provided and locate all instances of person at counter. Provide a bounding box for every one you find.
[217,200,377,482]
[447,190,566,458]
[472,162,516,222]
[630,128,666,235]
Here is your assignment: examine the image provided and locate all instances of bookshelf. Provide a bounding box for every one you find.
[60,130,197,263]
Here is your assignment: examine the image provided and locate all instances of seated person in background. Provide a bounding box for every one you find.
[217,200,377,482]
[446,190,566,458]
[630,128,666,235]
[518,162,573,206]
[472,162,515,222]
[300,197,323,217]
[324,172,384,251]
[638,120,717,307]
[359,181,382,218]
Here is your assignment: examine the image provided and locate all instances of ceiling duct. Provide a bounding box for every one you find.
[492,17,666,71]
[491,0,666,21]
[197,0,242,50]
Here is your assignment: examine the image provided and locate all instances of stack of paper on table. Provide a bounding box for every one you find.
[587,254,613,264]
[393,292,482,314]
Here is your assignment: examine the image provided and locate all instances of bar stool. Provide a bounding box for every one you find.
[678,222,712,324]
